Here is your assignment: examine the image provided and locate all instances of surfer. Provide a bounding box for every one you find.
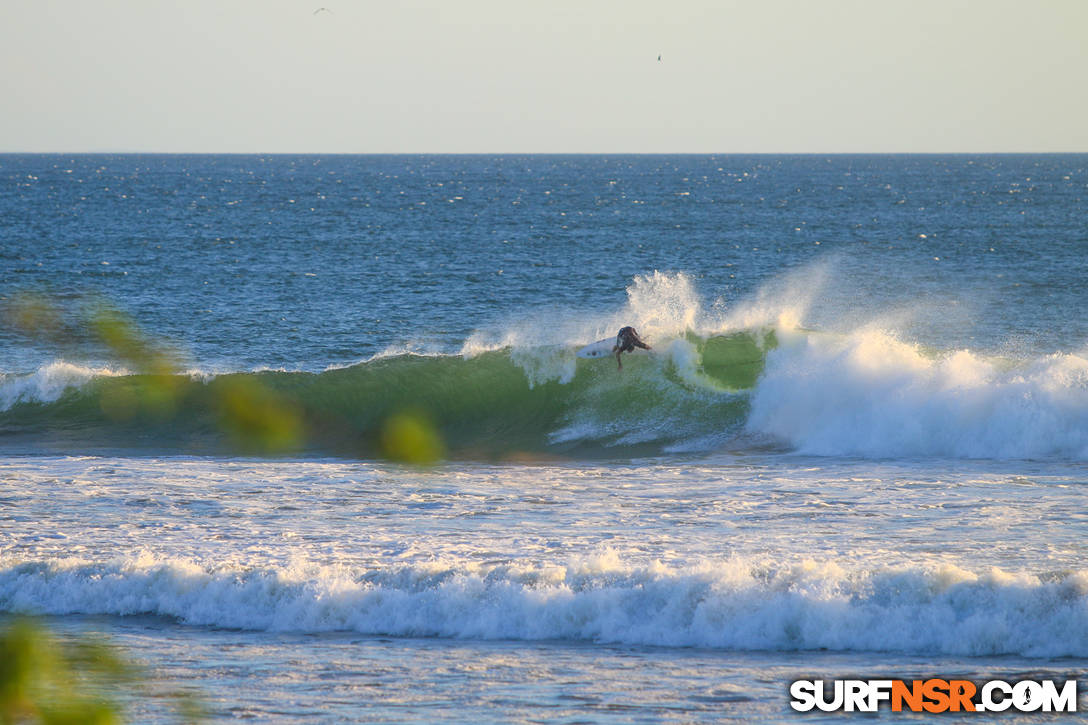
[613,326,651,370]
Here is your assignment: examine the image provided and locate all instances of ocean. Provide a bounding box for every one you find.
[1,153,1086,722]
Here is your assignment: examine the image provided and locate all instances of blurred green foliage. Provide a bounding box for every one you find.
[3,291,446,462]
[87,303,178,378]
[3,294,64,344]
[4,293,306,454]
[380,410,446,465]
[0,618,203,724]
[215,375,303,454]
[0,618,125,724]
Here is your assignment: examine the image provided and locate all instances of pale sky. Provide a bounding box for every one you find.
[2,0,1086,153]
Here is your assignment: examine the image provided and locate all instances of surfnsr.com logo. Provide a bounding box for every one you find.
[790,679,1078,713]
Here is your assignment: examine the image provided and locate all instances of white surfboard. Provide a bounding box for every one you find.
[576,337,652,359]
[576,338,615,359]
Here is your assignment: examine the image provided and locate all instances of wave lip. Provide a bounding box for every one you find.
[0,362,129,412]
[2,556,1086,657]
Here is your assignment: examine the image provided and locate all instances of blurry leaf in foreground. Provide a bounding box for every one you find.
[0,618,130,724]
[0,618,205,724]
[3,293,63,341]
[87,304,177,376]
[82,305,186,423]
[97,374,186,424]
[216,376,304,454]
[380,411,446,464]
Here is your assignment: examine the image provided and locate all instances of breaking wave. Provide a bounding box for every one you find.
[2,271,1086,460]
[2,555,1086,657]
[747,327,1088,459]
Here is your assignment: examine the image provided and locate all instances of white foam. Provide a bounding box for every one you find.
[459,271,750,387]
[2,555,1085,657]
[0,361,129,411]
[459,308,605,386]
[747,327,1088,459]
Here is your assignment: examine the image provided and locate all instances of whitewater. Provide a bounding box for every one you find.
[2,153,1087,721]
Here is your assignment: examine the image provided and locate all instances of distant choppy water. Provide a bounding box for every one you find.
[2,155,1087,722]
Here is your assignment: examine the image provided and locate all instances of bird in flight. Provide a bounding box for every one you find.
[313,7,333,14]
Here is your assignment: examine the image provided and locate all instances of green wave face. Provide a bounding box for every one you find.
[0,332,773,460]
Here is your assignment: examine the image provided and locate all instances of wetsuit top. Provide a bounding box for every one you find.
[615,326,648,353]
